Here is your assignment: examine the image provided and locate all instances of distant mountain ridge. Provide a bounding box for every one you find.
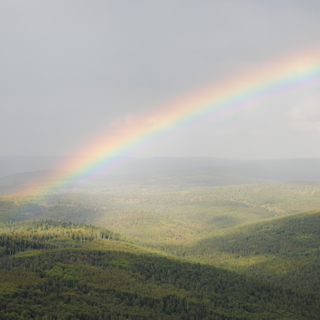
[0,156,64,177]
[1,156,320,183]
[0,155,243,177]
[218,158,320,181]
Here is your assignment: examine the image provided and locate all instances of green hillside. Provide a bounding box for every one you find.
[182,210,320,293]
[1,179,320,318]
[2,181,320,248]
[0,220,319,320]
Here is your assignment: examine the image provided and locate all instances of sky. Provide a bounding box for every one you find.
[1,0,320,160]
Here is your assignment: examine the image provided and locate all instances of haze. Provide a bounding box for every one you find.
[1,0,320,160]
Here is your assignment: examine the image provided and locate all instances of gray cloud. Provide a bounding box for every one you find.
[1,0,320,159]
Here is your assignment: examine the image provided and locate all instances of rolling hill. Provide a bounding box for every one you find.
[182,210,320,293]
[2,181,320,247]
[1,157,320,318]
[0,220,319,320]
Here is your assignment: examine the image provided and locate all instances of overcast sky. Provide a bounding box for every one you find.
[1,0,320,160]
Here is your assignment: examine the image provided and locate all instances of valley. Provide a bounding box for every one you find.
[0,220,319,319]
[0,158,320,319]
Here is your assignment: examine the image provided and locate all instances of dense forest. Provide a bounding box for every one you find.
[173,210,320,293]
[1,175,320,318]
[0,220,320,319]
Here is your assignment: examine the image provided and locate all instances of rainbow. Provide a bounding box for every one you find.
[19,48,320,195]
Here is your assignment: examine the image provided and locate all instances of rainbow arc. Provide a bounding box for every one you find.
[18,49,320,195]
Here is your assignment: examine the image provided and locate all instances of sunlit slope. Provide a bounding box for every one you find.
[0,220,319,319]
[98,181,320,246]
[2,181,320,246]
[184,210,320,293]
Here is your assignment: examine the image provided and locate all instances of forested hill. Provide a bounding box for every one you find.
[183,210,320,293]
[2,181,320,249]
[0,220,119,252]
[0,220,319,320]
[1,158,320,319]
[196,209,320,256]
